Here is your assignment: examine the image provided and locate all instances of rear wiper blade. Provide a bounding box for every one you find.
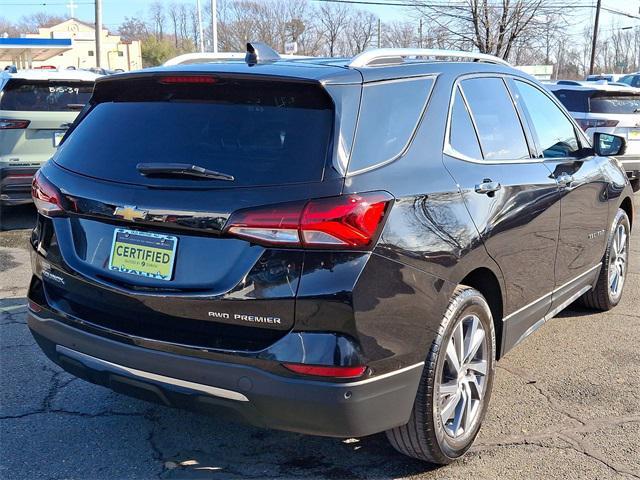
[136,163,235,181]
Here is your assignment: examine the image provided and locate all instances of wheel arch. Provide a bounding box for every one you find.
[620,195,634,230]
[460,267,505,359]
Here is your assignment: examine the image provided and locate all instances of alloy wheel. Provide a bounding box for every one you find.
[438,314,488,438]
[609,223,628,299]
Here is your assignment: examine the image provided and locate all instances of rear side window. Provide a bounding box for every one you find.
[550,89,591,112]
[348,77,434,173]
[460,77,529,161]
[590,95,640,114]
[448,87,482,159]
[55,79,334,187]
[0,79,93,111]
[514,80,580,159]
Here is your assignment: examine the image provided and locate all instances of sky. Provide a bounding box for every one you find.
[0,0,638,36]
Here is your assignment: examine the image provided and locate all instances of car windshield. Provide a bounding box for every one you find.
[0,79,94,111]
[590,94,640,114]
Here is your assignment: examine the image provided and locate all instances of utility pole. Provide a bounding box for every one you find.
[419,18,423,48]
[377,18,381,48]
[94,0,102,68]
[211,0,218,53]
[589,0,602,75]
[196,0,205,53]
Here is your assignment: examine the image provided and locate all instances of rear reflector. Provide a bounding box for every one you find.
[28,300,42,313]
[0,118,30,129]
[225,191,393,249]
[159,75,216,84]
[283,363,367,378]
[32,170,65,217]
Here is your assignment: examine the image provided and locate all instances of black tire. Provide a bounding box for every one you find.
[581,209,631,311]
[385,286,496,464]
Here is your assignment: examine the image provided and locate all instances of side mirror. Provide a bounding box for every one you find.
[593,132,626,157]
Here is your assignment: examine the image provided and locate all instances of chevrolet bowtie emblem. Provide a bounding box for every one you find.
[113,205,148,221]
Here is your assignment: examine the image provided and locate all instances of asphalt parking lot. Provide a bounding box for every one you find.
[1,198,639,480]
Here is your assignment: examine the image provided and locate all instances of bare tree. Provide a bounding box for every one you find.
[383,20,417,48]
[318,3,350,57]
[0,17,21,37]
[118,16,149,42]
[412,0,570,61]
[17,12,66,33]
[168,2,180,48]
[346,11,378,54]
[149,1,166,40]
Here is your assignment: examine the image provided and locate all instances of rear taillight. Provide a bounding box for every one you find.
[576,118,619,131]
[283,363,367,378]
[32,171,64,217]
[0,118,30,129]
[224,192,393,249]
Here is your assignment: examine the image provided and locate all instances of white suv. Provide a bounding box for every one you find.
[549,82,640,191]
[0,68,101,206]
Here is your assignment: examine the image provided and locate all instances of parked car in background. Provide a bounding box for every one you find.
[0,69,100,206]
[586,73,624,82]
[27,45,634,465]
[619,73,640,88]
[549,82,640,191]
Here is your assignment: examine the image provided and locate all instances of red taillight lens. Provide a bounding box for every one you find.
[0,118,30,129]
[576,118,619,131]
[301,193,391,247]
[224,192,393,249]
[27,300,42,313]
[283,363,367,378]
[158,75,217,84]
[32,171,64,217]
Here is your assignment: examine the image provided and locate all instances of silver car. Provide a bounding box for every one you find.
[549,83,640,191]
[0,68,100,206]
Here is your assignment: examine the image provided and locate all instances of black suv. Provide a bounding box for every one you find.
[27,45,634,464]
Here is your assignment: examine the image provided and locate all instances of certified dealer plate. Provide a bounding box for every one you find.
[108,228,178,281]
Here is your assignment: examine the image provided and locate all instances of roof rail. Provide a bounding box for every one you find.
[349,48,510,68]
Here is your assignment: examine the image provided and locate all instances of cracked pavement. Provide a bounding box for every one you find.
[1,199,639,480]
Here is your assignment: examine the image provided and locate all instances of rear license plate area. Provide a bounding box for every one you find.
[108,228,177,281]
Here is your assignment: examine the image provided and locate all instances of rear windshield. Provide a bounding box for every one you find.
[0,79,94,111]
[55,78,334,187]
[589,95,640,114]
[551,89,590,112]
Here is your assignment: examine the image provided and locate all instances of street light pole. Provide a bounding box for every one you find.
[589,0,602,76]
[211,0,218,53]
[94,0,102,68]
[196,0,205,53]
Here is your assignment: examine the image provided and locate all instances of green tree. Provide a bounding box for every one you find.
[141,36,178,67]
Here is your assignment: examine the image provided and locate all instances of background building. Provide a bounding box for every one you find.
[1,18,141,71]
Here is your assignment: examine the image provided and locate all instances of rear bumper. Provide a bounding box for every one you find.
[618,156,640,179]
[28,309,423,438]
[0,166,38,205]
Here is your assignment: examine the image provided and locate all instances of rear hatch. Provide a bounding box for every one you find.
[0,78,93,166]
[38,71,349,351]
[587,92,640,155]
[552,88,640,155]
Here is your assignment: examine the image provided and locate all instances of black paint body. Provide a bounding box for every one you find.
[27,58,635,437]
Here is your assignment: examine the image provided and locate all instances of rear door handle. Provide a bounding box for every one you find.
[555,173,574,187]
[475,179,501,195]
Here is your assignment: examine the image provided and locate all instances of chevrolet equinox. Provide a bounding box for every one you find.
[27,44,635,464]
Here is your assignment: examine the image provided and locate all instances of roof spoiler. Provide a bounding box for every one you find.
[245,42,281,65]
